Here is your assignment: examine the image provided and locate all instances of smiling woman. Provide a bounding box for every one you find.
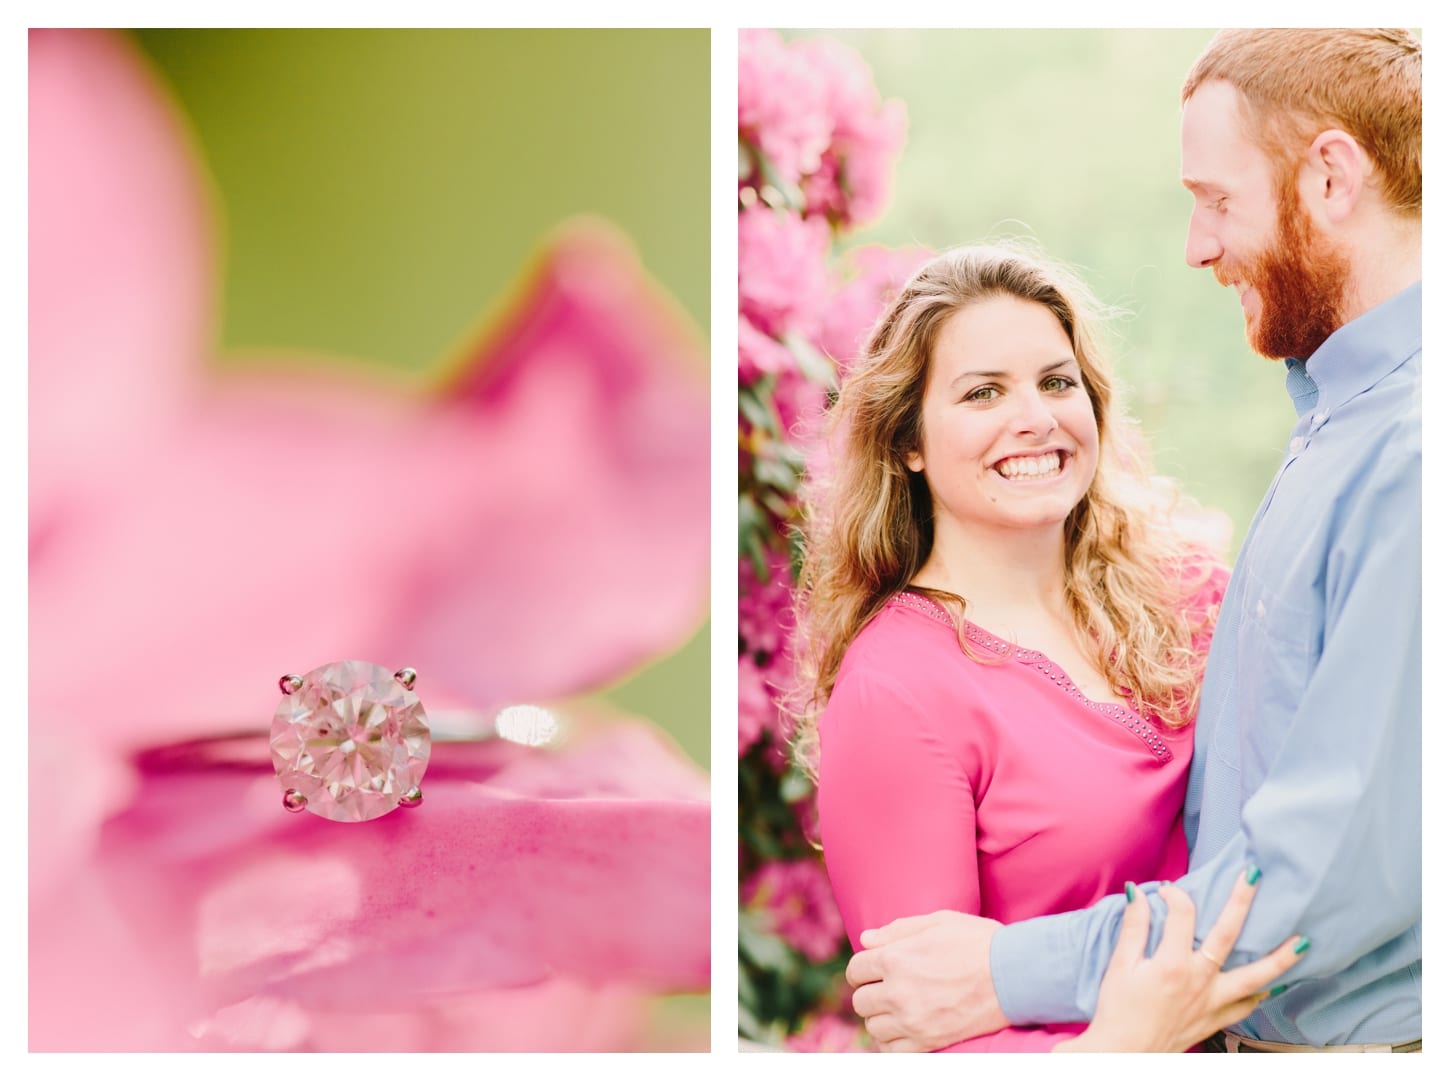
[785,243,1228,1051]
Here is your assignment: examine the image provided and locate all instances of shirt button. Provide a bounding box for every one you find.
[1256,599,1267,620]
[1289,436,1305,453]
[1312,412,1328,426]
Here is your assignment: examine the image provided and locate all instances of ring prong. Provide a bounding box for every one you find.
[282,789,308,813]
[395,667,418,690]
[400,786,423,808]
[279,674,303,695]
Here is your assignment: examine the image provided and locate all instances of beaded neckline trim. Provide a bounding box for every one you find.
[888,591,1173,763]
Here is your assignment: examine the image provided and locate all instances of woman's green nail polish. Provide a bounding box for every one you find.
[1125,881,1137,902]
[1293,937,1312,955]
[1270,985,1287,996]
[1246,865,1262,886]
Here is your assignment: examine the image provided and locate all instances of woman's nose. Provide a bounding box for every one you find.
[1013,392,1058,436]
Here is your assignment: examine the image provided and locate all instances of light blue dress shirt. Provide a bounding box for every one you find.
[991,282,1422,1045]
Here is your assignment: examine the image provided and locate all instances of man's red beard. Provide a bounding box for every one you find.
[1216,180,1353,360]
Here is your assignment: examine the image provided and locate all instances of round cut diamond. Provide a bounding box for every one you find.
[271,660,431,822]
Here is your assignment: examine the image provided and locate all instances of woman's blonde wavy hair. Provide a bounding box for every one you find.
[789,242,1215,776]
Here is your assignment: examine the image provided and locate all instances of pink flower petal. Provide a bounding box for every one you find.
[29,30,213,533]
[30,718,708,1050]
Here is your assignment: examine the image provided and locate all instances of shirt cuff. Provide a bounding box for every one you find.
[991,913,1091,1026]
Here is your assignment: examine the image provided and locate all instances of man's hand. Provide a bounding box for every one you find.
[843,910,1009,1052]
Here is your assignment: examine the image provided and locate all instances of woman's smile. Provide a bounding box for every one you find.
[992,449,1068,480]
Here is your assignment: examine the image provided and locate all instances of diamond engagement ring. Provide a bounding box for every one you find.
[271,660,560,823]
[272,660,432,822]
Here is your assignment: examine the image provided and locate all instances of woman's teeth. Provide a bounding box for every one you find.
[995,452,1061,479]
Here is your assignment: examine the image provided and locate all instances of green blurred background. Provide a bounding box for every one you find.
[789,28,1299,547]
[132,30,710,772]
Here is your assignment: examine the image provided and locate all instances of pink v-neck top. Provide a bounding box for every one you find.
[818,569,1226,1051]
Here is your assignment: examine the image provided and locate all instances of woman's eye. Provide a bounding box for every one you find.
[965,386,998,402]
[1042,375,1077,392]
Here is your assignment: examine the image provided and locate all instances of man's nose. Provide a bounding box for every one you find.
[1185,212,1223,269]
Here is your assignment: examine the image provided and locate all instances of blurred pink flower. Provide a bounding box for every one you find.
[792,36,906,227]
[29,29,708,1051]
[738,557,801,755]
[738,30,905,229]
[785,1013,871,1053]
[738,312,796,382]
[740,859,846,964]
[738,29,833,192]
[770,366,831,445]
[739,654,777,756]
[738,203,833,341]
[739,553,793,660]
[817,243,934,370]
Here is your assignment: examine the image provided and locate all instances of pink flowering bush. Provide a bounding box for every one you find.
[738,29,907,229]
[819,244,937,372]
[738,204,834,341]
[737,29,925,1049]
[741,858,846,964]
[785,1013,873,1053]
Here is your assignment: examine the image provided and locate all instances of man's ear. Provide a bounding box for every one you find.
[1303,128,1369,224]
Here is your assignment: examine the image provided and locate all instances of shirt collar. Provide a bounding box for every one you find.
[1282,281,1421,419]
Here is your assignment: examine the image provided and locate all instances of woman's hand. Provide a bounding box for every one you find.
[1054,870,1306,1052]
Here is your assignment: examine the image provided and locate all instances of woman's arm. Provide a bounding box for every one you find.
[818,665,1076,1051]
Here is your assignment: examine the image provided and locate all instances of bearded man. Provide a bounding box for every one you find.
[845,28,1421,1053]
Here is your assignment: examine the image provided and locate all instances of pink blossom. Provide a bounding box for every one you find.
[739,653,778,756]
[794,36,907,227]
[800,104,907,227]
[794,36,885,137]
[738,548,801,759]
[741,859,847,964]
[785,1013,871,1053]
[738,203,833,341]
[739,30,906,229]
[738,29,833,192]
[738,312,796,382]
[738,626,803,760]
[739,552,794,659]
[816,243,934,370]
[771,365,831,445]
[29,30,707,1051]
